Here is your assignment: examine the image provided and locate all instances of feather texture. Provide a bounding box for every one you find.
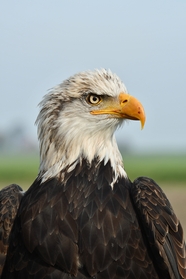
[0,184,23,276]
[131,177,186,279]
[2,160,186,278]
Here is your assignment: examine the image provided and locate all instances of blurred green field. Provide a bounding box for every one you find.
[0,154,39,189]
[0,153,185,189]
[124,153,186,184]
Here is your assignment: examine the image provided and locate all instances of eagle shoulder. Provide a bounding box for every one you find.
[130,177,186,279]
[0,184,23,275]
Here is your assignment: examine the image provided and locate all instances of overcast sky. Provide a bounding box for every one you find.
[1,0,186,153]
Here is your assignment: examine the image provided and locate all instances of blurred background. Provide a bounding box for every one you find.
[0,1,186,229]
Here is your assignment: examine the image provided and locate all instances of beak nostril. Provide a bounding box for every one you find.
[122,99,128,103]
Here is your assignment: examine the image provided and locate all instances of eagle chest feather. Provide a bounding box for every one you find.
[15,160,158,278]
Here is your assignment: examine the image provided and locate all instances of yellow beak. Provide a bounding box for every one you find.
[91,92,146,129]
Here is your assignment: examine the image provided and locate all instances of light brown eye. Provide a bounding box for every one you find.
[87,94,102,105]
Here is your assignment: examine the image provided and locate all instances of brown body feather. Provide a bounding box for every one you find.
[1,160,186,278]
[0,184,23,276]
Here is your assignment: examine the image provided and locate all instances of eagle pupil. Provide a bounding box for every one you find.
[93,96,98,102]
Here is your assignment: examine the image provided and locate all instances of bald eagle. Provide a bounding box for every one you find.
[0,69,186,279]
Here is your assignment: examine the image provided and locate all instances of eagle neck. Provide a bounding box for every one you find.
[39,134,127,186]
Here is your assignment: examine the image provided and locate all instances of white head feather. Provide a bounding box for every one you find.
[36,69,128,184]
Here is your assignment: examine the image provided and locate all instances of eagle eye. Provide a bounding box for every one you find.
[86,94,102,105]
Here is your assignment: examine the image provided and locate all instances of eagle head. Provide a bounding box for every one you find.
[36,69,145,183]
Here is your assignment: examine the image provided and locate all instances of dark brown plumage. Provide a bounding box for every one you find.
[0,184,23,275]
[0,69,185,278]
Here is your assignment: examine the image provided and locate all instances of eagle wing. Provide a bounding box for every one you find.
[0,184,24,275]
[131,177,186,279]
